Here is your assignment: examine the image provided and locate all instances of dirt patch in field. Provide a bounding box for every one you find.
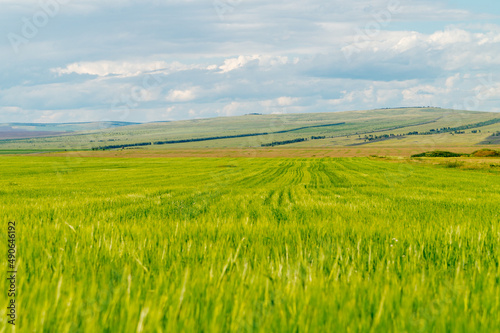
[34,145,500,159]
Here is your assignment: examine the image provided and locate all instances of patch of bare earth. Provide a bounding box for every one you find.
[36,145,500,158]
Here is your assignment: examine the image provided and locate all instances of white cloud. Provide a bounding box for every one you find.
[277,97,299,106]
[53,61,213,77]
[166,89,197,102]
[446,73,461,89]
[428,29,472,47]
[219,56,258,73]
[53,61,166,77]
[219,101,242,116]
[34,110,66,123]
[0,106,24,114]
[218,55,289,73]
[2,0,500,122]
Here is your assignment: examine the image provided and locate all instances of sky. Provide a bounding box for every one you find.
[1,0,500,123]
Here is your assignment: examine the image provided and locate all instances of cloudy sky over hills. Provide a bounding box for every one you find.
[1,0,500,122]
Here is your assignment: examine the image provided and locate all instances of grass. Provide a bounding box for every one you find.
[441,160,465,168]
[1,155,500,332]
[1,108,499,150]
[0,149,68,155]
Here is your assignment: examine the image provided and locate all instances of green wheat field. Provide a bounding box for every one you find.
[1,155,499,332]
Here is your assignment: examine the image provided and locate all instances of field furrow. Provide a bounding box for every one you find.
[1,156,499,332]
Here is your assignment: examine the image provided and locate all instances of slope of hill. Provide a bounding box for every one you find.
[0,121,140,140]
[0,108,499,151]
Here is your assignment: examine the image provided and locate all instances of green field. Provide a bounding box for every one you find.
[2,155,500,332]
[1,108,499,150]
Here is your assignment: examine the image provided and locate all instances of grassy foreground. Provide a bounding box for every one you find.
[1,156,500,332]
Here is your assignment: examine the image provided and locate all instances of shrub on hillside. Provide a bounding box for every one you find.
[471,149,500,157]
[411,150,466,158]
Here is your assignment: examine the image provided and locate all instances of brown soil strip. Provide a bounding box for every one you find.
[33,146,500,159]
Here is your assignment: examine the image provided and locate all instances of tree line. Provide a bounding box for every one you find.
[92,122,346,150]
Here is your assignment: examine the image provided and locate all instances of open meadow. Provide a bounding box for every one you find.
[2,108,499,151]
[4,0,500,331]
[1,154,500,332]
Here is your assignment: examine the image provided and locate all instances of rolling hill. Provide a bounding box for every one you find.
[0,121,140,140]
[1,108,499,152]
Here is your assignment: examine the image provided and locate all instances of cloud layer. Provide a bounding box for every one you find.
[1,0,500,122]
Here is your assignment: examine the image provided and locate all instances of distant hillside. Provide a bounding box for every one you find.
[0,121,140,139]
[1,108,499,150]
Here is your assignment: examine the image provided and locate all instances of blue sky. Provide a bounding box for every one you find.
[1,0,500,123]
